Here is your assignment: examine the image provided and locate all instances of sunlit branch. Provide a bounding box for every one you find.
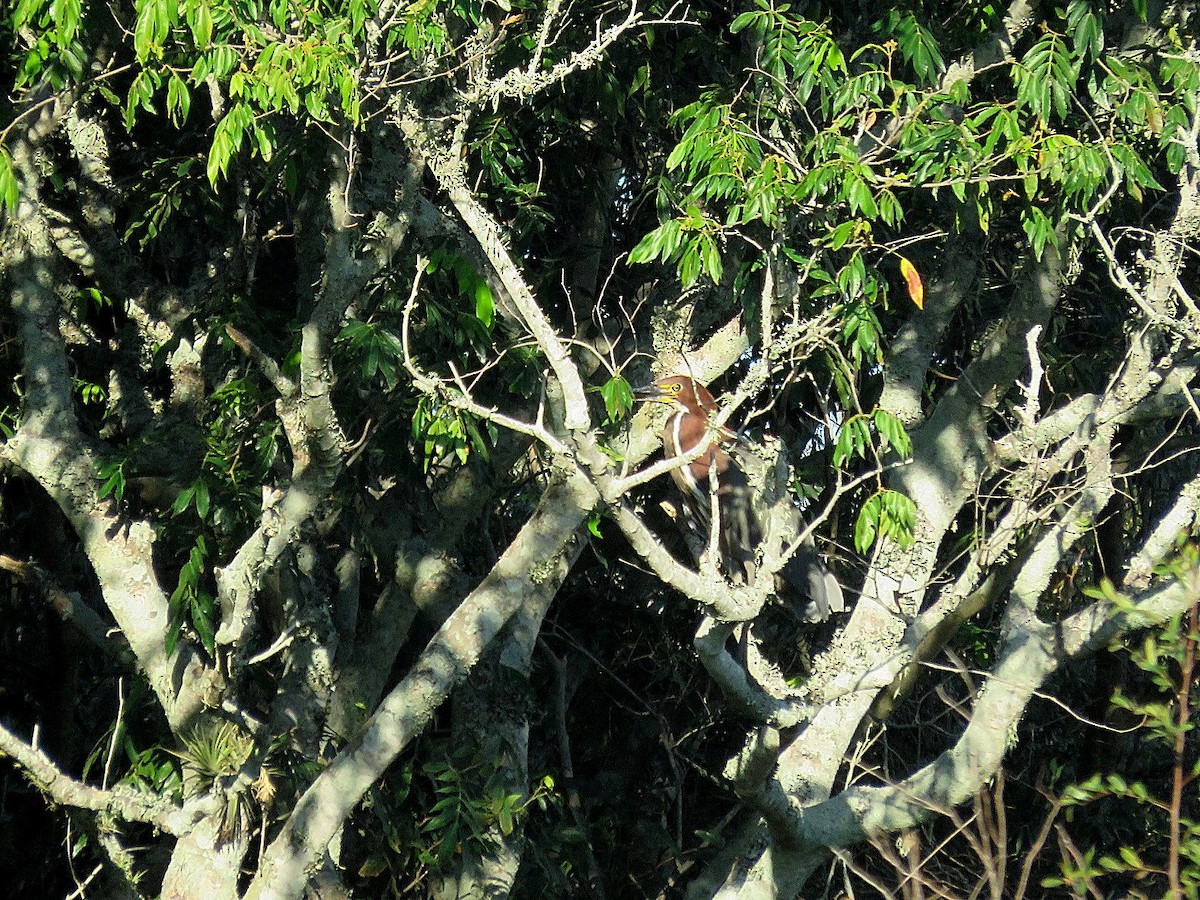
[0,721,213,836]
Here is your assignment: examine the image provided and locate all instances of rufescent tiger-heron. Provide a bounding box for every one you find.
[635,374,844,622]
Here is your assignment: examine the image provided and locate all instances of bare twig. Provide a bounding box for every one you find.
[399,259,571,454]
[101,677,125,792]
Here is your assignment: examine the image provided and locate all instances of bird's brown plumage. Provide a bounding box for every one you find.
[637,374,844,621]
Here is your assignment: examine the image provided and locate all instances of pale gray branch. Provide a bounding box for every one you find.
[3,111,214,732]
[482,3,688,104]
[796,571,1199,849]
[243,471,595,900]
[0,721,213,836]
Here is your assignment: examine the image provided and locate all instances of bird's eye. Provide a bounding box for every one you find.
[668,383,681,393]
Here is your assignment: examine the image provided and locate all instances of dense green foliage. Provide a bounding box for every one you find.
[2,0,1200,897]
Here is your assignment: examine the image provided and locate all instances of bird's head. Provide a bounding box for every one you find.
[634,375,718,417]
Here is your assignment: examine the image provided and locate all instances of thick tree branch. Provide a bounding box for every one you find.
[795,569,1200,850]
[2,93,215,733]
[216,135,421,657]
[244,471,595,900]
[693,618,783,720]
[441,175,595,433]
[0,721,214,836]
[878,251,976,427]
[695,232,1076,898]
[0,554,127,659]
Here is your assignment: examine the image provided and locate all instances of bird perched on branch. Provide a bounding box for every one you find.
[635,374,844,622]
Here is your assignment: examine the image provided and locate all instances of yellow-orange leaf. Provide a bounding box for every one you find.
[899,256,923,309]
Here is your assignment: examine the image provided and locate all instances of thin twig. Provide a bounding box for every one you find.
[101,677,125,792]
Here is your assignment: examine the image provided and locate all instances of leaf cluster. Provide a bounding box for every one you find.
[350,740,555,892]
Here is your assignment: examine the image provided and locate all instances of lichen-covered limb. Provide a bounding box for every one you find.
[796,547,1200,850]
[481,2,690,104]
[685,233,1074,899]
[689,470,1200,898]
[0,721,214,836]
[243,471,595,900]
[215,136,421,658]
[2,93,215,732]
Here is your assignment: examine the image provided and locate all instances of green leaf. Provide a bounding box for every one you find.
[12,0,48,31]
[191,593,216,655]
[194,479,210,519]
[877,489,917,548]
[855,490,916,553]
[207,104,251,185]
[171,484,196,516]
[207,133,231,185]
[1118,845,1143,868]
[873,409,912,457]
[166,72,191,125]
[1014,32,1077,124]
[1067,0,1103,58]
[50,0,82,46]
[600,376,633,421]
[893,13,944,83]
[358,854,387,878]
[832,415,871,466]
[498,804,514,835]
[730,11,759,34]
[304,90,328,121]
[629,220,680,264]
[97,460,127,503]
[828,221,855,250]
[474,280,494,328]
[0,149,19,215]
[191,0,213,48]
[699,233,723,283]
[133,0,169,62]
[855,494,881,554]
[1111,143,1163,197]
[253,121,276,163]
[1021,206,1055,259]
[678,244,701,287]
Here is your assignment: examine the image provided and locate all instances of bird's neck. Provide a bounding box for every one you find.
[665,410,732,492]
